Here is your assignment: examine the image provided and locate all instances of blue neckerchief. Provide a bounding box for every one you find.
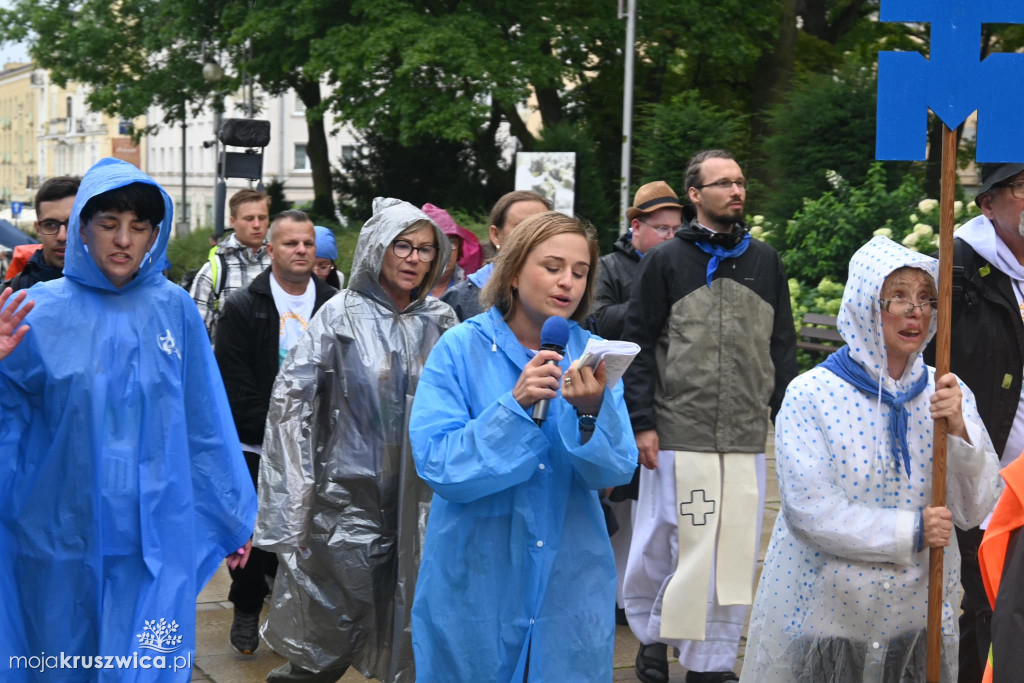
[694,232,750,287]
[820,345,929,478]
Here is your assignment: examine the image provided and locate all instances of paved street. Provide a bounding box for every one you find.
[191,444,780,682]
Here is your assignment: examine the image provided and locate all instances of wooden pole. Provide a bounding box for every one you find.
[926,123,956,683]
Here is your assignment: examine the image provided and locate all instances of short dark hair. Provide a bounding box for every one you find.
[487,191,552,231]
[684,149,736,193]
[80,182,165,228]
[267,209,312,242]
[35,176,80,213]
[229,189,270,217]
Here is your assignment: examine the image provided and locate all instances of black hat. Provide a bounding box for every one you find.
[975,163,1024,207]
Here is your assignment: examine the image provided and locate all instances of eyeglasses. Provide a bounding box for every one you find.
[392,239,437,262]
[879,298,938,315]
[695,180,746,191]
[37,219,69,235]
[637,218,681,237]
[996,179,1024,200]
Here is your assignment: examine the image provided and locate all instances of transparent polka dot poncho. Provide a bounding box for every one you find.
[740,236,1002,683]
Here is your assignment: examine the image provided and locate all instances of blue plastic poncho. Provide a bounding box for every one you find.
[0,158,256,681]
[409,307,638,682]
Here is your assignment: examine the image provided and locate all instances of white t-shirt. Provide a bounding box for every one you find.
[242,275,316,456]
[270,274,316,365]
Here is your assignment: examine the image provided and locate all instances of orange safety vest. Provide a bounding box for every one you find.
[978,455,1024,683]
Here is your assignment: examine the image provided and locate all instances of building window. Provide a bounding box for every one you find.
[293,94,306,115]
[294,143,310,170]
[341,145,356,164]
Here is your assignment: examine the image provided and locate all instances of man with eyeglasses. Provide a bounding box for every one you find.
[593,181,682,340]
[621,149,797,683]
[592,180,682,628]
[924,162,1024,683]
[4,176,79,291]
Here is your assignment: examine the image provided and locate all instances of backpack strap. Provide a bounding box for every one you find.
[208,245,229,310]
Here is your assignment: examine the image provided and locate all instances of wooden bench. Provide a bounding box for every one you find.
[797,313,841,356]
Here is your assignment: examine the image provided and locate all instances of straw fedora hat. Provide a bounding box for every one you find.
[626,181,683,221]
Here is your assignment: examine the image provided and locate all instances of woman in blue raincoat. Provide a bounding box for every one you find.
[409,211,638,682]
[0,158,256,681]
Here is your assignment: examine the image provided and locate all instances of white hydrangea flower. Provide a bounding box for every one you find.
[909,213,919,223]
[902,232,921,247]
[954,200,963,214]
[918,198,939,213]
[873,227,893,237]
[913,223,934,236]
[752,215,764,226]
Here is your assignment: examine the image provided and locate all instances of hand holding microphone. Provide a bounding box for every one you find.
[514,317,570,421]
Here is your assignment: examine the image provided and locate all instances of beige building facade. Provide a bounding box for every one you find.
[0,62,38,209]
[34,71,145,184]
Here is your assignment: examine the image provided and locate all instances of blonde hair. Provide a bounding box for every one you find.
[480,211,599,323]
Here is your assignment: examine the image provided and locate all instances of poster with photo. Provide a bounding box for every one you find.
[514,152,576,215]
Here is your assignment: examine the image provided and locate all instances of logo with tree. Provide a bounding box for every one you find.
[136,618,184,653]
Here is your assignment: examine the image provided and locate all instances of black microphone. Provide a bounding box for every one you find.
[532,316,571,425]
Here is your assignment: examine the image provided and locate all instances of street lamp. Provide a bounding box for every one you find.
[203,58,226,237]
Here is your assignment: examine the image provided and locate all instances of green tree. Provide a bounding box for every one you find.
[0,0,344,218]
[760,62,888,224]
[632,90,750,191]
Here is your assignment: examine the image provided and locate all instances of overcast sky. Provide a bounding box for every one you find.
[0,0,30,65]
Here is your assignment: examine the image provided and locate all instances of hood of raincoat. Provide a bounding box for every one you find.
[421,202,483,274]
[349,197,450,311]
[63,157,174,294]
[839,235,938,383]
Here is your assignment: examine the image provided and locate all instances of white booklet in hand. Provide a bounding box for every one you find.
[576,338,641,388]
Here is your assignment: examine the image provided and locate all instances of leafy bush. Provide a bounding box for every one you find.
[779,162,921,284]
[165,227,215,285]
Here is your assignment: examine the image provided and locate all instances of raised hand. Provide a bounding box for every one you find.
[0,287,33,361]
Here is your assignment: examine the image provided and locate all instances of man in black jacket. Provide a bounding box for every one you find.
[593,180,682,339]
[5,176,79,291]
[925,162,1024,683]
[214,209,337,655]
[622,150,797,683]
[593,180,682,625]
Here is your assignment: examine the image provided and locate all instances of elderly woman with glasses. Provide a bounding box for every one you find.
[741,236,1002,683]
[253,198,456,683]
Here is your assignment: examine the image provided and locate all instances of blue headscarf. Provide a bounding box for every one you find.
[820,346,928,478]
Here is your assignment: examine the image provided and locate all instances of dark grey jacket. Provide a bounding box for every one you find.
[592,233,641,339]
[622,212,798,453]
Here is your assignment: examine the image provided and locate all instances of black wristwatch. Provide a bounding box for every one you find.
[577,413,597,432]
